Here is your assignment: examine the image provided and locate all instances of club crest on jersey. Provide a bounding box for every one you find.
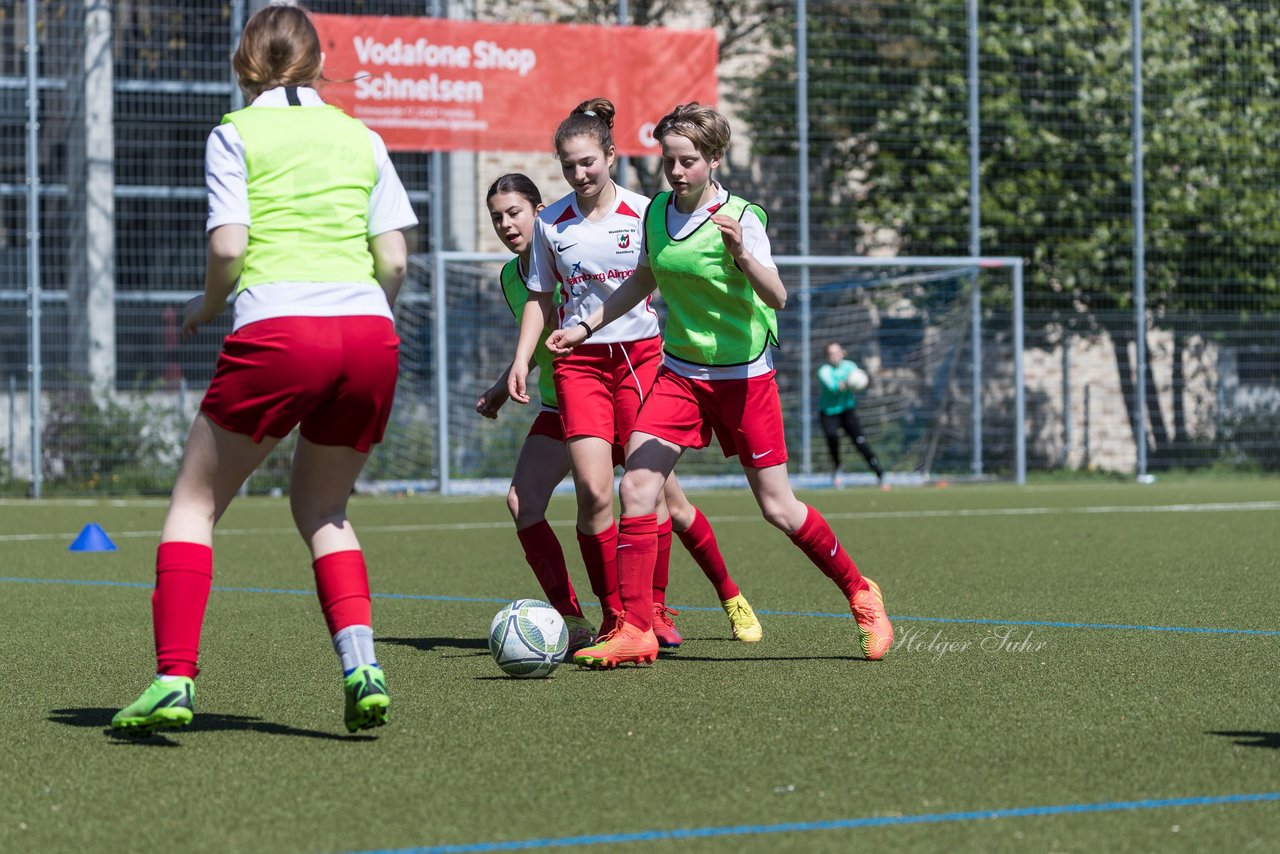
[617,234,631,249]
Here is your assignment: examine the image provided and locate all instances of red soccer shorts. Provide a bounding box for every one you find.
[527,408,565,442]
[633,368,790,468]
[200,315,399,453]
[552,335,662,448]
[527,408,624,466]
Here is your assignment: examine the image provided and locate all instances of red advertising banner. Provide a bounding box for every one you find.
[311,14,719,155]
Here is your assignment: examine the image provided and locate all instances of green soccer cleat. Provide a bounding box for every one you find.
[343,664,390,733]
[111,676,195,737]
[563,614,598,653]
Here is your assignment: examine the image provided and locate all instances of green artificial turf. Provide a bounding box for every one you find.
[1,479,1278,852]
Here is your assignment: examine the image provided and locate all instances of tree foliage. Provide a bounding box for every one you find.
[737,0,1279,460]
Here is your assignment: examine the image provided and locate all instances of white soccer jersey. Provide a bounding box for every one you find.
[526,183,660,345]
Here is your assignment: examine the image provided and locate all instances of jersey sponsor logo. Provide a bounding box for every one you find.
[750,449,774,460]
[556,241,579,252]
[829,540,839,557]
[565,268,635,287]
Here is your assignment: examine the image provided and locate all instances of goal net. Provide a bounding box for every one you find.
[361,253,1022,493]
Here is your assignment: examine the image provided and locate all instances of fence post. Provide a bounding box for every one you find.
[796,0,813,474]
[968,0,983,477]
[25,0,43,499]
[7,375,14,477]
[1131,0,1148,479]
[1083,384,1091,469]
[1061,334,1071,467]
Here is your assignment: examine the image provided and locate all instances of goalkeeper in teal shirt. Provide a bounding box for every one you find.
[817,342,887,489]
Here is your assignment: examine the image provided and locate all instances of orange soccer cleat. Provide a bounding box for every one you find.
[572,620,659,669]
[850,578,893,660]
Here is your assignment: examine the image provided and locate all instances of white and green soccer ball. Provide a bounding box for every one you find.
[488,599,568,678]
[848,367,870,393]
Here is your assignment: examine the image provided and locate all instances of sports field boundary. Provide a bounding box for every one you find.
[344,791,1280,853]
[2,499,1278,546]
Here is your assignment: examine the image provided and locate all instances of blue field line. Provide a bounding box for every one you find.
[344,791,1280,853]
[4,575,1279,637]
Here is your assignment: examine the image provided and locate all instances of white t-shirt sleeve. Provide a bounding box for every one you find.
[366,130,418,236]
[205,124,250,232]
[739,207,777,270]
[526,217,557,294]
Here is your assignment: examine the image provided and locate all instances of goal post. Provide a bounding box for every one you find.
[368,252,1025,494]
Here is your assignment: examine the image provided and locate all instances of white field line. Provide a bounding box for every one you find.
[3,500,1279,544]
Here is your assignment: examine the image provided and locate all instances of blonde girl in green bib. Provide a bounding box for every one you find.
[549,103,893,667]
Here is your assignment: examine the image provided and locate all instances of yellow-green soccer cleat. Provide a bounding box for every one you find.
[721,593,763,643]
[343,664,390,733]
[562,614,597,654]
[111,676,195,737]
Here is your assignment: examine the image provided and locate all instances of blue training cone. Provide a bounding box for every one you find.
[69,522,117,553]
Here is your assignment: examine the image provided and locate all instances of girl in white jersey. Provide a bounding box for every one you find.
[550,103,893,668]
[112,5,417,737]
[508,99,760,653]
[483,173,761,653]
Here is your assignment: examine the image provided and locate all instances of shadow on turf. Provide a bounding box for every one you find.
[48,708,375,743]
[1207,730,1280,750]
[379,636,489,654]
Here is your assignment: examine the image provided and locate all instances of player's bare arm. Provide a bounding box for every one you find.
[369,229,409,308]
[477,363,514,419]
[184,223,247,336]
[546,265,658,353]
[711,213,786,310]
[508,292,555,403]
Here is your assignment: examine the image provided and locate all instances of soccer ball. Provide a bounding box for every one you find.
[848,367,870,392]
[488,599,568,678]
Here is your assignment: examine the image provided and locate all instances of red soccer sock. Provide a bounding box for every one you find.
[788,504,868,599]
[618,513,659,631]
[675,507,740,601]
[153,541,214,679]
[313,550,372,636]
[516,521,583,618]
[577,523,622,622]
[652,517,673,607]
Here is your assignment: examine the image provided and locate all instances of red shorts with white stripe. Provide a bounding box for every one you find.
[633,367,790,468]
[552,335,662,448]
[200,315,399,453]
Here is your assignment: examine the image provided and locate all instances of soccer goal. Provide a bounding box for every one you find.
[360,252,1025,494]
[773,255,1026,487]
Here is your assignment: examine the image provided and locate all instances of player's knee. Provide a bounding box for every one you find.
[575,482,614,519]
[757,496,798,532]
[509,486,549,528]
[619,471,662,516]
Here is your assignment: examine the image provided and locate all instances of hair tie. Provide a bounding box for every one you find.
[583,110,596,117]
